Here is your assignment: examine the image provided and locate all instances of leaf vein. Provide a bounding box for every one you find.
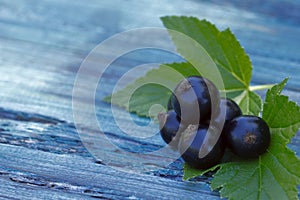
[214,59,248,87]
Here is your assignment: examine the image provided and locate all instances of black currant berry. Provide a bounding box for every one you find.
[178,125,225,169]
[158,110,184,147]
[171,76,220,124]
[225,115,271,158]
[210,98,242,129]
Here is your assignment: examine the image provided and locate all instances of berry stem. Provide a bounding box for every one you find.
[249,84,275,91]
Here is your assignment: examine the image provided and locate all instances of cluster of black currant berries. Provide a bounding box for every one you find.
[158,76,271,169]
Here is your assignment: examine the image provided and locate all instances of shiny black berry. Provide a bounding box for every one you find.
[171,76,220,124]
[225,115,271,158]
[179,125,225,169]
[158,110,184,147]
[210,98,242,130]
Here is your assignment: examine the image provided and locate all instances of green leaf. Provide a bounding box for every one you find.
[262,78,300,143]
[209,80,300,200]
[103,62,198,117]
[183,163,220,181]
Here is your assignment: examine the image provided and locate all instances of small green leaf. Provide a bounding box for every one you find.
[265,78,288,100]
[183,163,219,181]
[183,163,206,181]
[209,80,300,200]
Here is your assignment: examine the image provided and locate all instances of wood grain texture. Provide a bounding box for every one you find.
[0,0,299,199]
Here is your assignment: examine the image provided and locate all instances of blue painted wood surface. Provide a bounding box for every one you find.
[0,0,299,199]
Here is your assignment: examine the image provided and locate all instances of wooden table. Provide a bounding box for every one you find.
[0,0,299,199]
